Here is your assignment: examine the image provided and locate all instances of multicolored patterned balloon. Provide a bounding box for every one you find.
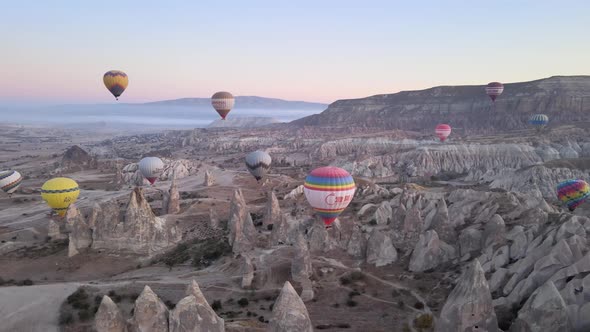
[0,170,22,196]
[304,167,356,226]
[435,124,452,142]
[529,114,549,129]
[557,179,590,211]
[103,70,128,100]
[485,82,504,102]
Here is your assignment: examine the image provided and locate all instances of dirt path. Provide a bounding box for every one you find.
[0,283,80,332]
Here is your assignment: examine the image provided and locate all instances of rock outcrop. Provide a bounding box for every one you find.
[66,205,92,257]
[162,178,180,215]
[48,218,65,240]
[268,281,313,332]
[169,280,225,332]
[263,191,281,227]
[409,230,455,272]
[95,295,127,332]
[130,286,169,332]
[228,189,256,255]
[436,260,498,332]
[204,169,215,187]
[87,188,182,256]
[510,281,572,332]
[366,228,397,267]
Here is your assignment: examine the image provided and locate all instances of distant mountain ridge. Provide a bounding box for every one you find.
[141,96,327,109]
[291,75,590,134]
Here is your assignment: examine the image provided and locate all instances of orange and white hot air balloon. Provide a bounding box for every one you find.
[435,124,451,142]
[211,91,235,120]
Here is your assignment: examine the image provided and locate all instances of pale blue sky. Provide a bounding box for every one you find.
[1,1,589,104]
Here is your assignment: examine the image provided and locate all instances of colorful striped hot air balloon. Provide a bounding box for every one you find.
[211,91,235,120]
[557,179,590,211]
[529,114,549,129]
[0,170,23,197]
[485,82,504,102]
[304,167,356,227]
[103,70,129,100]
[138,157,164,185]
[41,177,80,217]
[435,124,452,142]
[245,151,272,181]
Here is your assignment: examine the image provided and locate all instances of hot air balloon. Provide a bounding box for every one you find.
[41,177,80,217]
[304,166,356,227]
[0,170,22,197]
[245,151,272,181]
[557,179,590,211]
[485,82,504,102]
[435,124,452,142]
[103,70,129,100]
[529,114,549,130]
[211,91,235,120]
[138,157,164,185]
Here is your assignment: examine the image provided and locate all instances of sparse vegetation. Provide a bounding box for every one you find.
[238,298,249,307]
[339,271,365,285]
[413,313,434,329]
[414,301,425,310]
[211,300,222,311]
[165,300,176,310]
[346,299,358,307]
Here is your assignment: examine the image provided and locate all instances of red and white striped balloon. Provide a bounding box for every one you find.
[435,124,451,142]
[485,82,504,102]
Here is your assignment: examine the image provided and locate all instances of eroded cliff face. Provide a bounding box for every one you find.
[292,76,590,134]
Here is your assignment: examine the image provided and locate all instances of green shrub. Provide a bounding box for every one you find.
[211,300,222,311]
[346,299,358,307]
[413,313,434,329]
[238,298,249,307]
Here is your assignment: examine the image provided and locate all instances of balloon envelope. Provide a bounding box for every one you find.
[103,70,129,100]
[304,167,356,226]
[557,179,590,211]
[41,177,80,217]
[485,82,504,102]
[0,170,22,196]
[138,157,164,185]
[529,114,549,128]
[211,91,235,120]
[245,151,271,181]
[435,124,452,142]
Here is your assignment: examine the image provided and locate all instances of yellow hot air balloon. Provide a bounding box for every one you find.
[41,177,80,217]
[103,70,129,100]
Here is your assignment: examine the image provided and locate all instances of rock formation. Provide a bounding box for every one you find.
[263,191,281,227]
[204,169,215,187]
[129,286,169,332]
[510,281,572,332]
[47,219,65,240]
[87,188,182,256]
[240,255,254,289]
[162,178,180,215]
[268,281,313,332]
[293,76,590,134]
[366,228,397,267]
[228,189,256,255]
[95,295,127,332]
[436,260,498,332]
[292,235,314,302]
[169,280,225,332]
[66,205,92,257]
[409,230,455,272]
